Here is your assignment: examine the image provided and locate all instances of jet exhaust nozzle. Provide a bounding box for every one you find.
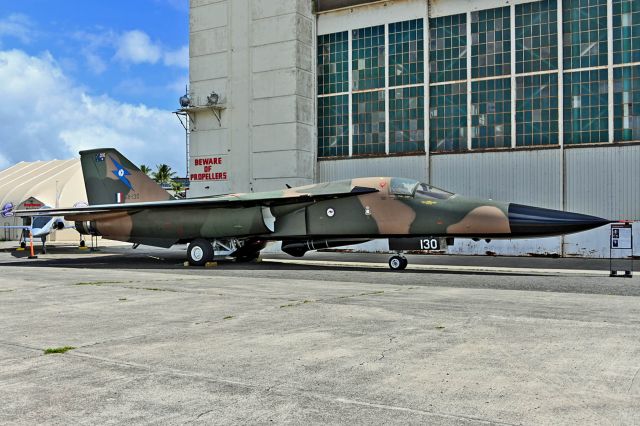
[75,221,99,236]
[508,204,611,237]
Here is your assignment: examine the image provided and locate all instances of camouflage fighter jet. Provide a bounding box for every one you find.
[17,148,610,269]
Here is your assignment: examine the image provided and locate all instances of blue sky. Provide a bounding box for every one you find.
[0,0,189,173]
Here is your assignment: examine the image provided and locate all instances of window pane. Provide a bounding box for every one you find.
[471,78,512,148]
[389,19,424,87]
[515,0,558,73]
[429,82,468,152]
[317,31,349,95]
[613,65,640,141]
[563,69,609,144]
[318,95,349,158]
[352,25,385,90]
[516,74,559,146]
[471,7,511,78]
[429,14,467,83]
[352,90,386,155]
[613,0,640,64]
[389,86,425,153]
[562,0,607,69]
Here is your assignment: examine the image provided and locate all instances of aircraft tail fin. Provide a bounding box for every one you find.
[79,148,174,205]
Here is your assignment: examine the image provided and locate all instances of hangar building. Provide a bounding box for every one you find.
[0,159,85,243]
[183,0,640,257]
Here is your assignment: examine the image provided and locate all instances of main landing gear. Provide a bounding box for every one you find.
[186,238,263,266]
[388,255,408,271]
[187,239,214,266]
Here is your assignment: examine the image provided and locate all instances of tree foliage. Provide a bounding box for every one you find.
[151,164,176,184]
[140,164,152,176]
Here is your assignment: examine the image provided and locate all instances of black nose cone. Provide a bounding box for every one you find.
[508,204,611,237]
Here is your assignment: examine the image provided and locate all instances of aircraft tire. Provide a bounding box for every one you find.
[187,239,214,266]
[389,255,407,271]
[20,241,26,249]
[400,256,408,269]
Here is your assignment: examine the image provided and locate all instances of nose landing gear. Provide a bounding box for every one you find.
[388,255,408,271]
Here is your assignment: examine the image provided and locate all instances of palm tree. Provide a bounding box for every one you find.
[171,180,186,199]
[140,164,152,177]
[152,164,176,184]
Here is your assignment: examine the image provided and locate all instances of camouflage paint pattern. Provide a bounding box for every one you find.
[18,148,610,251]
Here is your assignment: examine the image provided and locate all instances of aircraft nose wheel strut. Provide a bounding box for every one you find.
[388,255,408,270]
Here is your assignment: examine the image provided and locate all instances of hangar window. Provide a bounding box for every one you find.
[515,0,558,73]
[613,0,640,64]
[516,73,559,146]
[318,31,349,95]
[563,69,609,144]
[352,90,386,155]
[471,78,512,148]
[429,14,467,83]
[429,82,467,152]
[562,0,607,69]
[389,86,424,154]
[388,19,424,87]
[352,25,385,90]
[318,95,350,157]
[613,65,640,142]
[471,7,511,78]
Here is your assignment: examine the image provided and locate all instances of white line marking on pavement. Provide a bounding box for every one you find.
[262,258,611,276]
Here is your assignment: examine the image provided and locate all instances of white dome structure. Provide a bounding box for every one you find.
[0,158,87,242]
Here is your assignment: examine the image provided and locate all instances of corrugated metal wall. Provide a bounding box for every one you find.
[430,149,562,209]
[318,155,428,182]
[565,145,640,221]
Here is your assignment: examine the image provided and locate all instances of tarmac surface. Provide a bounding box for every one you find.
[0,242,639,424]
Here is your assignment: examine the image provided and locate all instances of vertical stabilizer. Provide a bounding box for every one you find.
[79,148,173,205]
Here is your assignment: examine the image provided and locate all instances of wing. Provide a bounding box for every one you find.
[15,185,379,219]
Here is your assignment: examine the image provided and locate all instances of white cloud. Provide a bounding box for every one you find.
[163,45,188,68]
[0,14,34,45]
[72,29,117,74]
[85,52,107,74]
[114,30,188,69]
[0,49,185,173]
[115,30,162,65]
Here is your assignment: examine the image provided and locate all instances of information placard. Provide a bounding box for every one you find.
[611,225,632,250]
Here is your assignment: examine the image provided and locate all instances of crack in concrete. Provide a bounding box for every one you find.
[377,335,396,361]
[629,367,640,393]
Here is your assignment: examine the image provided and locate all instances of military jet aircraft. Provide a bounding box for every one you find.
[17,148,610,269]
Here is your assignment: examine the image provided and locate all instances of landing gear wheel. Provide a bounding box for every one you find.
[187,239,214,266]
[20,241,26,249]
[389,255,407,271]
[79,240,86,247]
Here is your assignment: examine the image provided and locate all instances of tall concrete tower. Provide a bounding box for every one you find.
[186,0,316,196]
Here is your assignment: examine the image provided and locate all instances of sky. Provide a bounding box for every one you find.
[0,0,189,174]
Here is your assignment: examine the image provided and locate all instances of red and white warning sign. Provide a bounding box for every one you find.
[190,156,228,182]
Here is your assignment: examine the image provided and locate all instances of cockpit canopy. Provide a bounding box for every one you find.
[389,178,454,200]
